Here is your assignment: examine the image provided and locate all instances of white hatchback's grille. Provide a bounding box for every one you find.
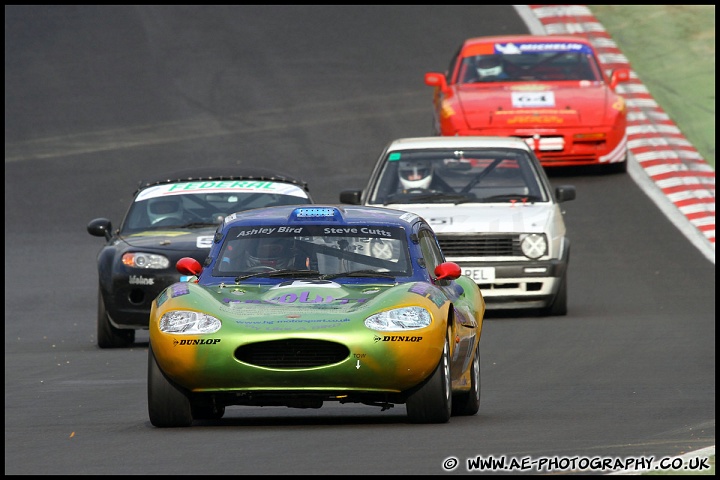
[437,234,522,257]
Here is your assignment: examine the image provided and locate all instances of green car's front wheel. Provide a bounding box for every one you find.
[148,346,193,427]
[406,332,452,424]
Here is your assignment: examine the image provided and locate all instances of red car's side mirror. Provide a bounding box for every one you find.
[424,72,449,92]
[610,68,630,89]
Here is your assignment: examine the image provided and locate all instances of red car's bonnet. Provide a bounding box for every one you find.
[455,83,614,128]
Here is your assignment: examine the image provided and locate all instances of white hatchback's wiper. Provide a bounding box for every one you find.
[384,192,475,205]
[478,194,542,203]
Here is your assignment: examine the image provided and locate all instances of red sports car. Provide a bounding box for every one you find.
[425,35,630,172]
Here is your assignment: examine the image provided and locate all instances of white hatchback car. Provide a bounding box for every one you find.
[340,136,576,316]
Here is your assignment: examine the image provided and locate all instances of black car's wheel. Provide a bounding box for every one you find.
[406,332,452,424]
[452,341,481,416]
[542,269,568,316]
[148,345,193,427]
[97,289,134,349]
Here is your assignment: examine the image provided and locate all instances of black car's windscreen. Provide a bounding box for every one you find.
[121,191,311,233]
[369,148,550,205]
[213,225,411,277]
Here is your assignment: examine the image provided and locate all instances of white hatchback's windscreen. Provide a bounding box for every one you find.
[370,149,548,205]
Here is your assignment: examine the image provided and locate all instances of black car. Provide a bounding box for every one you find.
[87,167,313,348]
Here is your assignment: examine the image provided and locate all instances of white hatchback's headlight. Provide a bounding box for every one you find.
[122,252,170,269]
[159,311,221,334]
[520,233,547,259]
[364,306,432,331]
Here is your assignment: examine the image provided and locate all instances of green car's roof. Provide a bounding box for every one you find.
[223,204,422,229]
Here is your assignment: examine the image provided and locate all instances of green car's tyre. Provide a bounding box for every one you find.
[148,346,193,427]
[452,342,480,416]
[406,332,452,424]
[97,289,134,349]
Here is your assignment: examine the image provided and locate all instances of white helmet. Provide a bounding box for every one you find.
[398,160,433,190]
[246,238,294,270]
[476,55,503,79]
[147,196,183,225]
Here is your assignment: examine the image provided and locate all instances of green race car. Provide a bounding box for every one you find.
[148,205,486,427]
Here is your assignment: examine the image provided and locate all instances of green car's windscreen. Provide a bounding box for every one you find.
[213,225,411,276]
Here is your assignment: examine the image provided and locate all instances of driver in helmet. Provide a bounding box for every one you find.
[147,196,184,225]
[398,160,434,191]
[245,238,296,270]
[475,55,509,81]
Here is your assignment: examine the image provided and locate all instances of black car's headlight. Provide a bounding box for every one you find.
[364,306,431,331]
[122,252,170,269]
[159,311,221,334]
[520,233,548,259]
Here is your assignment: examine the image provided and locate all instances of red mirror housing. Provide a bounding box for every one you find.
[177,257,202,276]
[424,72,449,92]
[434,261,461,281]
[610,67,630,89]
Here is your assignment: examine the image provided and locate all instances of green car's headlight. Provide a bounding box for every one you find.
[364,306,432,331]
[159,311,221,334]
